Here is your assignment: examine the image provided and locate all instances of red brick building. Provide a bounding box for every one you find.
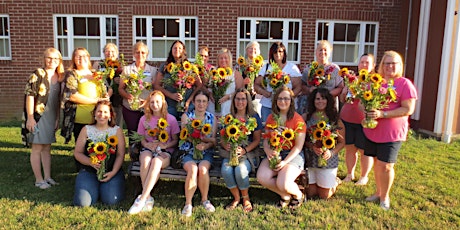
[0,0,459,141]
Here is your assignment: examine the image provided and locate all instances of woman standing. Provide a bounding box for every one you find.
[363,51,417,210]
[22,48,64,189]
[339,54,375,185]
[257,86,306,209]
[128,91,180,214]
[305,88,345,199]
[215,48,243,116]
[220,88,262,213]
[73,101,126,206]
[119,42,157,143]
[180,90,217,217]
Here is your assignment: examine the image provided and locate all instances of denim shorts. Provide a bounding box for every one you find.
[281,150,305,170]
[182,151,214,166]
[342,120,365,149]
[140,147,171,158]
[364,138,402,163]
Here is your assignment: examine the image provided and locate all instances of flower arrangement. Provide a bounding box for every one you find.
[219,114,258,166]
[87,134,118,180]
[179,119,212,160]
[237,55,264,93]
[209,67,233,113]
[339,68,397,128]
[120,70,152,110]
[307,113,339,167]
[162,61,199,112]
[262,114,304,169]
[262,60,290,95]
[93,54,125,97]
[194,53,213,85]
[306,61,335,87]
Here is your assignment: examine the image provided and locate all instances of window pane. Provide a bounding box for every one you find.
[365,24,376,42]
[317,22,328,40]
[270,21,283,39]
[87,18,100,36]
[73,18,87,36]
[167,19,179,37]
[0,17,8,36]
[259,42,270,60]
[106,18,117,37]
[58,38,68,57]
[185,40,196,57]
[57,17,67,36]
[364,45,374,54]
[106,39,116,45]
[346,24,360,42]
[256,21,269,39]
[136,18,147,37]
[240,20,251,39]
[239,41,248,57]
[152,19,165,37]
[332,44,358,63]
[185,19,195,37]
[0,39,9,56]
[289,21,299,40]
[152,40,166,59]
[287,43,298,62]
[74,39,100,57]
[333,23,346,41]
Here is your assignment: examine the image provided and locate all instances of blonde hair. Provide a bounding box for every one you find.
[245,41,260,56]
[144,90,168,121]
[316,40,332,52]
[133,41,149,55]
[378,50,404,77]
[43,48,64,82]
[103,43,119,58]
[217,48,233,68]
[69,47,92,71]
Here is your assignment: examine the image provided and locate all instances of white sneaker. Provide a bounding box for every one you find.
[128,196,146,215]
[202,200,215,212]
[355,177,369,186]
[181,204,193,217]
[143,196,154,212]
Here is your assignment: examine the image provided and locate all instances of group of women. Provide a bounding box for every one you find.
[21,39,416,214]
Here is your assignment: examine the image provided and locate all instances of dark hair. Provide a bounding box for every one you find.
[192,89,211,102]
[306,88,338,123]
[91,100,116,127]
[166,40,187,64]
[271,86,296,120]
[230,88,255,116]
[269,42,287,64]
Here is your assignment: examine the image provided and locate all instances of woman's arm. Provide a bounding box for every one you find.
[254,75,270,98]
[101,127,126,182]
[329,81,344,97]
[25,96,37,132]
[291,77,302,96]
[245,129,261,153]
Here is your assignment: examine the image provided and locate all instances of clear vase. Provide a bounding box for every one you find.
[176,100,185,113]
[269,152,281,169]
[228,145,239,166]
[361,116,378,129]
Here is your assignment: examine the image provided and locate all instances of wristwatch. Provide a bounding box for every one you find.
[383,111,388,118]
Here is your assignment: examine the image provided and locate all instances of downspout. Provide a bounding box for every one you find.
[404,0,413,76]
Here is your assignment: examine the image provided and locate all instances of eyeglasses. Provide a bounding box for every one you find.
[383,62,399,66]
[195,99,208,104]
[46,57,60,61]
[75,55,88,59]
[235,97,247,102]
[277,97,291,102]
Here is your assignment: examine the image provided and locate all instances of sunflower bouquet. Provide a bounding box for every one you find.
[263,114,304,169]
[339,68,397,129]
[219,114,258,166]
[209,67,233,113]
[179,119,212,160]
[120,70,151,110]
[262,60,290,96]
[87,134,118,180]
[237,55,264,93]
[338,68,357,103]
[308,114,339,167]
[194,53,213,86]
[94,54,126,97]
[162,61,199,112]
[306,61,335,87]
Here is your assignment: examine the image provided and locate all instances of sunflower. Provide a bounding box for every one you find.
[225,67,233,76]
[270,78,278,86]
[217,67,227,79]
[363,90,373,101]
[186,76,196,85]
[211,69,218,76]
[358,73,367,82]
[339,68,349,77]
[282,129,295,141]
[148,128,159,137]
[197,65,205,75]
[191,119,202,129]
[94,142,107,155]
[253,55,264,67]
[202,124,212,135]
[370,73,383,84]
[389,88,397,101]
[317,121,326,129]
[266,122,278,129]
[226,125,239,137]
[130,73,138,80]
[313,128,323,141]
[158,118,168,129]
[322,136,336,149]
[269,136,280,147]
[107,135,118,147]
[311,61,319,68]
[90,155,99,164]
[283,75,290,84]
[159,130,169,142]
[372,83,381,90]
[359,69,368,76]
[183,61,192,71]
[237,56,246,66]
[109,68,115,79]
[224,114,233,125]
[315,68,325,76]
[166,62,175,73]
[179,128,188,140]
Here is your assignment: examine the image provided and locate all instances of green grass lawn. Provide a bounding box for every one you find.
[0,122,459,229]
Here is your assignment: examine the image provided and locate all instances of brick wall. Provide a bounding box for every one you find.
[0,0,403,121]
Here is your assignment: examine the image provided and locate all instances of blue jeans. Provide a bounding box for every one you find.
[221,158,252,190]
[73,169,125,206]
[261,106,272,123]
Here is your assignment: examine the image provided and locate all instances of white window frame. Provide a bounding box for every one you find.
[0,15,11,60]
[133,16,198,62]
[237,17,302,64]
[316,20,379,66]
[53,14,119,60]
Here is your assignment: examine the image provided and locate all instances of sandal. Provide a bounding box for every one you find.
[225,200,240,210]
[242,199,253,213]
[289,195,304,209]
[35,181,50,189]
[276,197,291,209]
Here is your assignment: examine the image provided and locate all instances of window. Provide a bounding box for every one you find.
[54,15,118,59]
[238,18,301,63]
[133,16,198,61]
[0,15,11,60]
[317,20,379,66]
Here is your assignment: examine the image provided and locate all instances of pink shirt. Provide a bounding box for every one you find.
[363,77,417,143]
[340,98,365,124]
[137,113,180,153]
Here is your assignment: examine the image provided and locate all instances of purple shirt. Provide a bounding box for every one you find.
[137,113,180,153]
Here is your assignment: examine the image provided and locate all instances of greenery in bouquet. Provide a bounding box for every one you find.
[307,113,339,167]
[306,61,335,87]
[237,55,264,92]
[94,54,126,96]
[87,134,118,180]
[219,114,258,166]
[179,119,212,160]
[121,70,151,110]
[162,61,199,112]
[263,114,304,169]
[209,67,233,113]
[194,53,213,85]
[262,60,290,94]
[129,117,170,146]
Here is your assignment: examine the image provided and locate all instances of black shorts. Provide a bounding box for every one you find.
[364,138,402,163]
[342,120,365,149]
